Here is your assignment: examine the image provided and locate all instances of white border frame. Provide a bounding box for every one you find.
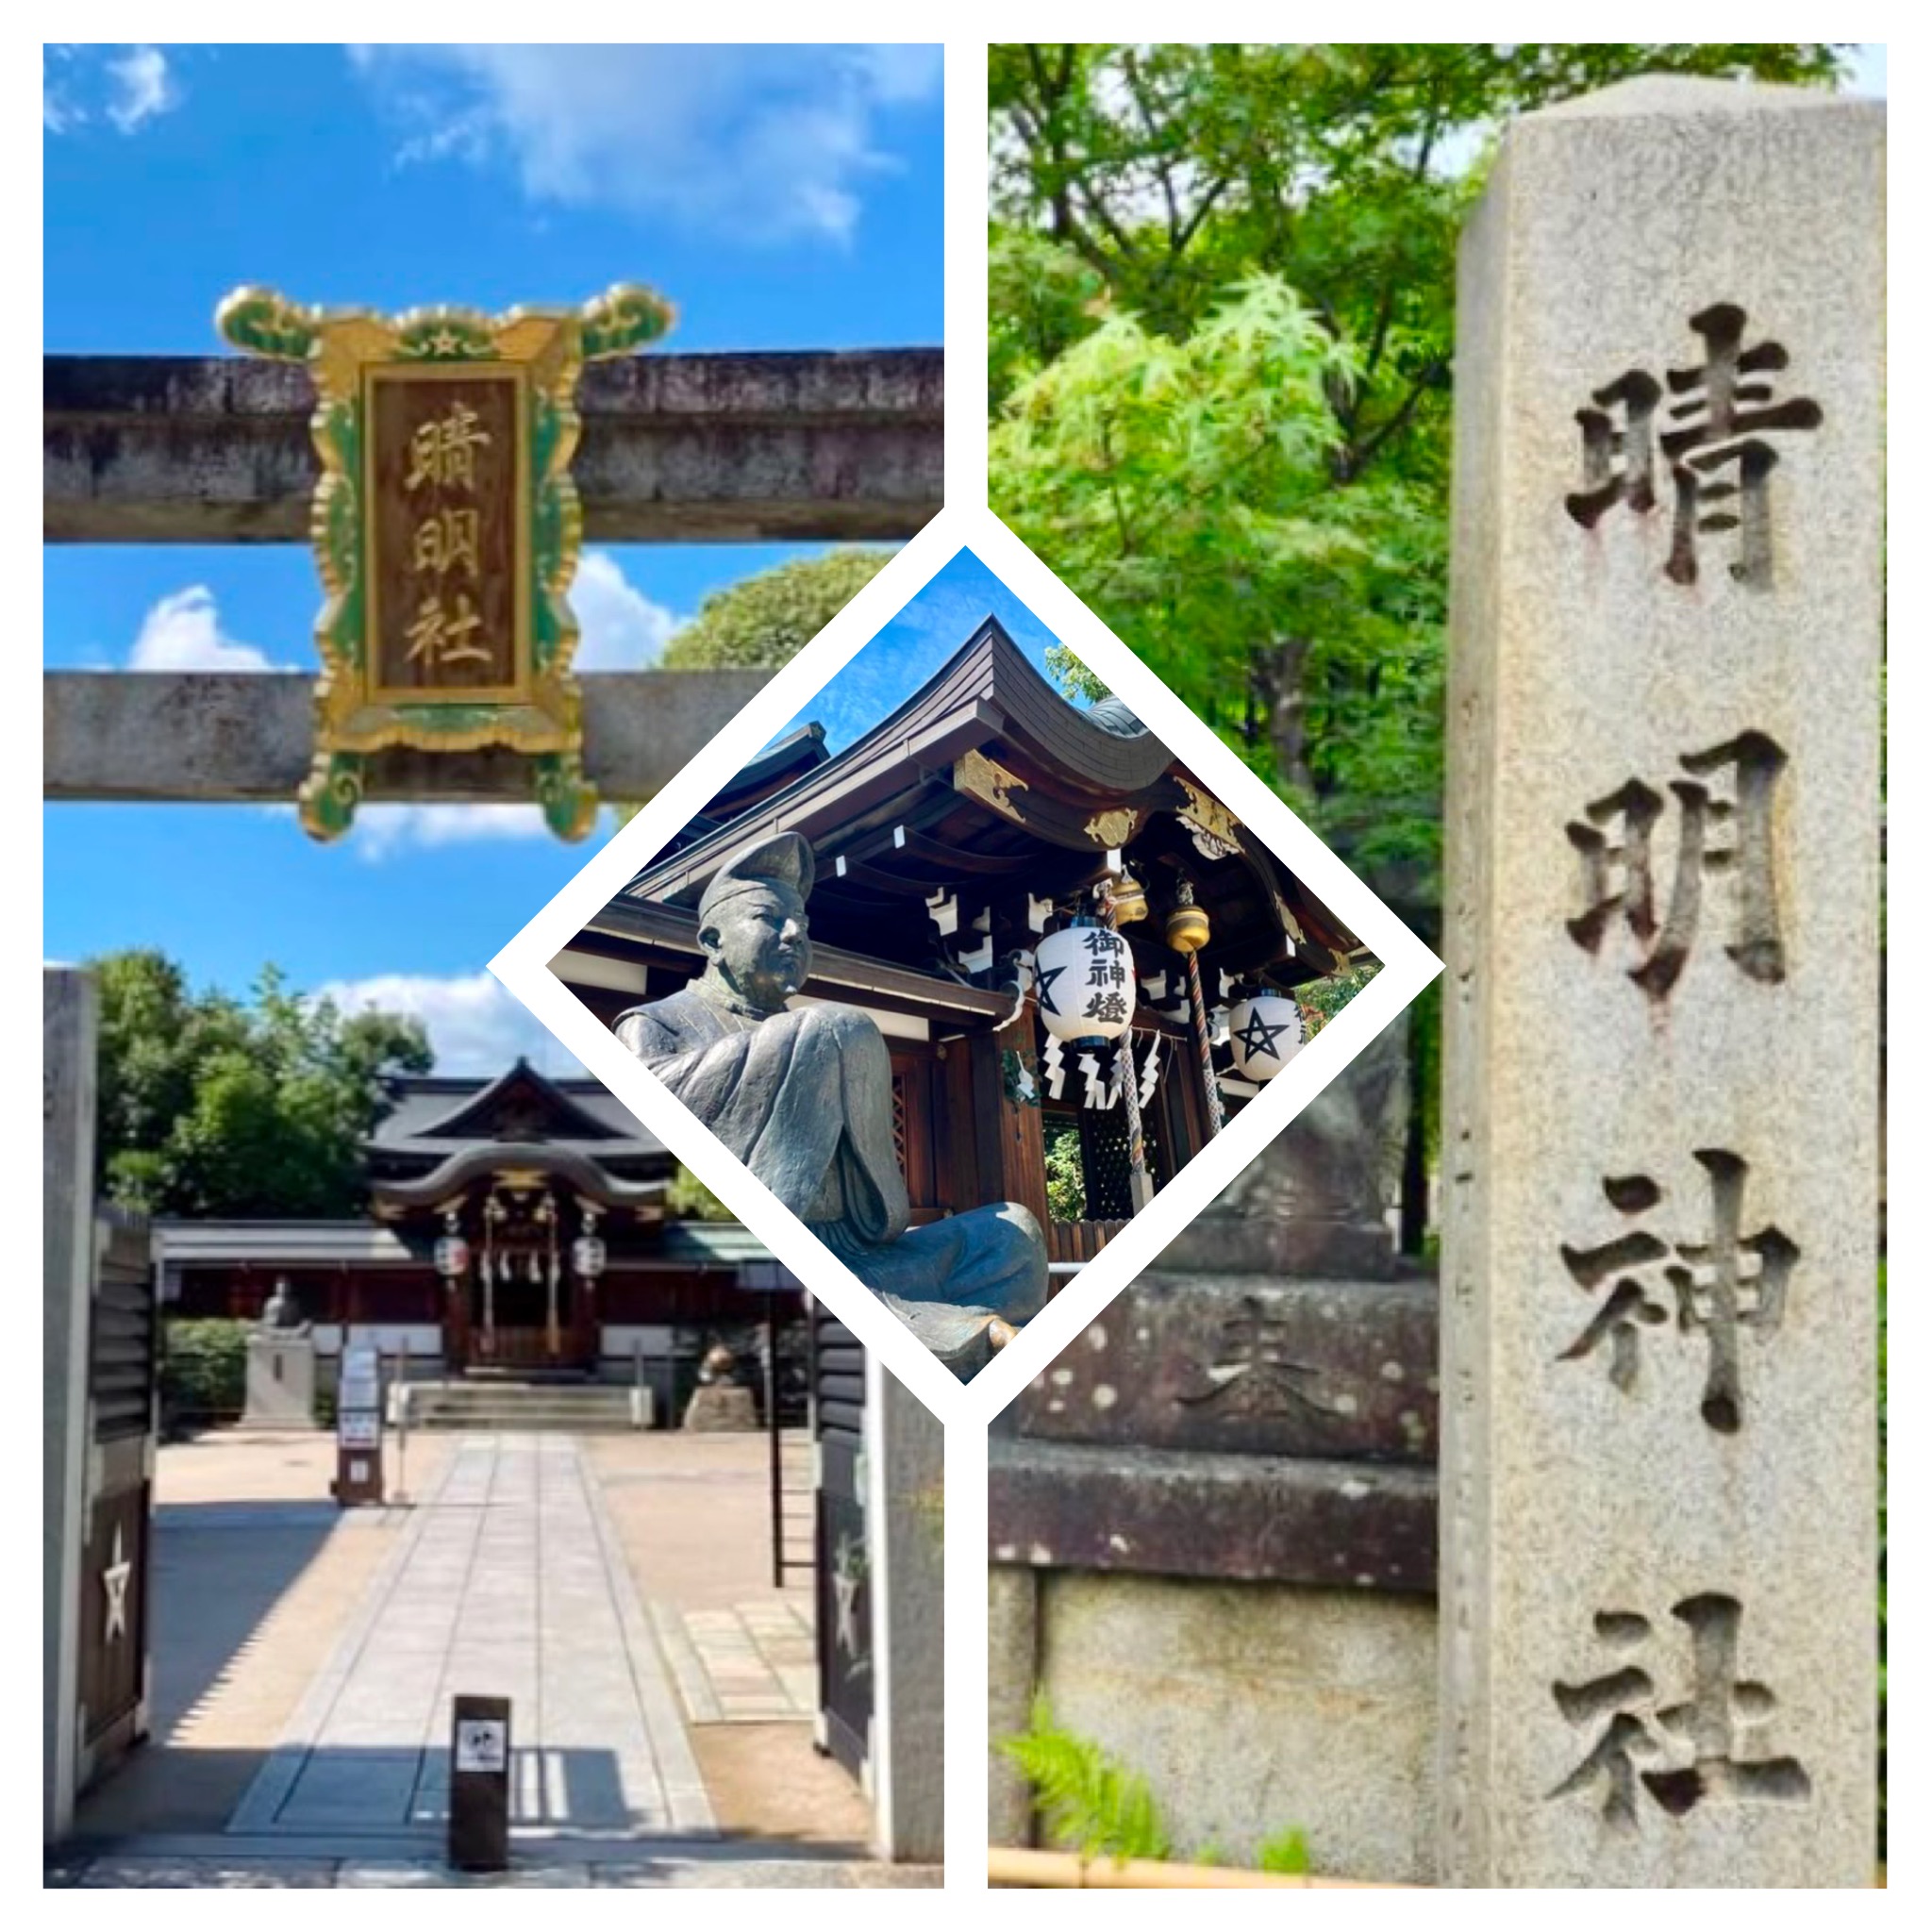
[491,504,1441,1425]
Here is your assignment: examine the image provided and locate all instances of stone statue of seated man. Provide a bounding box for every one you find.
[614,831,1048,1377]
[257,1277,309,1333]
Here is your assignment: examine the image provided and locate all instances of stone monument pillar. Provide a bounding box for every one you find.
[43,967,96,1843]
[1441,79,1882,1886]
[242,1277,318,1429]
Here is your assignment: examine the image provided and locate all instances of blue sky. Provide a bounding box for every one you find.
[43,43,941,1073]
[783,546,1075,754]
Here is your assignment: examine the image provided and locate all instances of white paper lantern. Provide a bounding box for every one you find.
[1227,994,1305,1080]
[1033,921,1137,1044]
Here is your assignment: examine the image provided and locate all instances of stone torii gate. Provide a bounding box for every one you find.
[42,338,947,1861]
[43,344,941,806]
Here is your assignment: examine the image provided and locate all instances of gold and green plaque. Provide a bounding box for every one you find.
[215,284,674,841]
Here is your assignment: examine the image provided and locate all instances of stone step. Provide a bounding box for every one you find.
[404,1419,642,1435]
[409,1398,633,1414]
[393,1383,648,1432]
[407,1417,641,1433]
[406,1407,637,1417]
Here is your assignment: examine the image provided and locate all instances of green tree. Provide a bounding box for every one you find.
[94,950,242,1210]
[993,275,1444,912]
[991,42,1848,921]
[93,951,431,1219]
[658,547,896,670]
[992,45,1849,1256]
[1041,1121,1087,1222]
[991,44,1846,425]
[1043,643,1108,705]
[666,1164,738,1222]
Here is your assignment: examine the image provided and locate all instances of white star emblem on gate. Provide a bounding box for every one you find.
[831,1535,863,1656]
[102,1525,131,1644]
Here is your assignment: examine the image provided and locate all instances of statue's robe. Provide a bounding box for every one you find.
[615,985,1047,1371]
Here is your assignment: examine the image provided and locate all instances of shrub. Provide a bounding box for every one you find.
[1042,1123,1087,1223]
[159,1317,249,1431]
[1001,1696,1168,1862]
[1000,1698,1317,1875]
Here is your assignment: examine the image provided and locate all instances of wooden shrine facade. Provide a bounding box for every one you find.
[157,1060,796,1395]
[559,620,1369,1276]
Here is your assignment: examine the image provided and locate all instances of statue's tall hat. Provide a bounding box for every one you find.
[698,831,815,924]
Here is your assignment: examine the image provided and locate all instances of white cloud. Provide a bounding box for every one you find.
[43,48,77,133]
[349,43,940,243]
[352,803,561,862]
[153,555,664,854]
[45,44,179,136]
[571,550,679,670]
[128,586,281,672]
[317,971,585,1075]
[107,46,174,133]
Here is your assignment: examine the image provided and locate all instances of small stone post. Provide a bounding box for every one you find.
[44,966,97,1843]
[1441,80,1882,1886]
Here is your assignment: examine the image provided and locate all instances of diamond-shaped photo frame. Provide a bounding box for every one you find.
[491,504,1441,1424]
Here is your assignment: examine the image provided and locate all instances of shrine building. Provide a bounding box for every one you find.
[553,619,1368,1280]
[156,1058,794,1408]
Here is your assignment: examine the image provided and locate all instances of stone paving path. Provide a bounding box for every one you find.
[46,1846,940,1889]
[225,1435,713,1842]
[650,1595,817,1724]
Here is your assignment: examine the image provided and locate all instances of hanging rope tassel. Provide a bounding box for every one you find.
[1117,1030,1156,1210]
[1101,876,1157,1210]
[1184,947,1226,1138]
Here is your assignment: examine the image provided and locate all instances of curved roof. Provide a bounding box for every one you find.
[369,1141,672,1210]
[371,1059,665,1158]
[622,618,1176,912]
[608,617,1361,989]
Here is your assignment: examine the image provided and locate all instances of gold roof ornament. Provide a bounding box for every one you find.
[1108,867,1150,925]
[1164,876,1211,956]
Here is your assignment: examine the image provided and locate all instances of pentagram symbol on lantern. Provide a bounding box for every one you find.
[1234,1007,1296,1064]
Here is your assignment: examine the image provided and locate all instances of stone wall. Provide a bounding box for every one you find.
[991,1562,1440,1883]
[988,1180,1441,1885]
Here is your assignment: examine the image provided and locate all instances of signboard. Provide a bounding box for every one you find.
[339,1344,379,1393]
[334,1343,384,1505]
[455,1717,508,1774]
[367,368,525,705]
[449,1693,512,1871]
[214,283,675,842]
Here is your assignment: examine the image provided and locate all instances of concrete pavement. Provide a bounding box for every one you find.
[228,1434,711,1840]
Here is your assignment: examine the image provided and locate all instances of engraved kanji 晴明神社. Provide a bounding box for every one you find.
[1566,731,1786,1000]
[1557,1150,1797,1435]
[1564,304,1822,589]
[1551,1596,1809,1830]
